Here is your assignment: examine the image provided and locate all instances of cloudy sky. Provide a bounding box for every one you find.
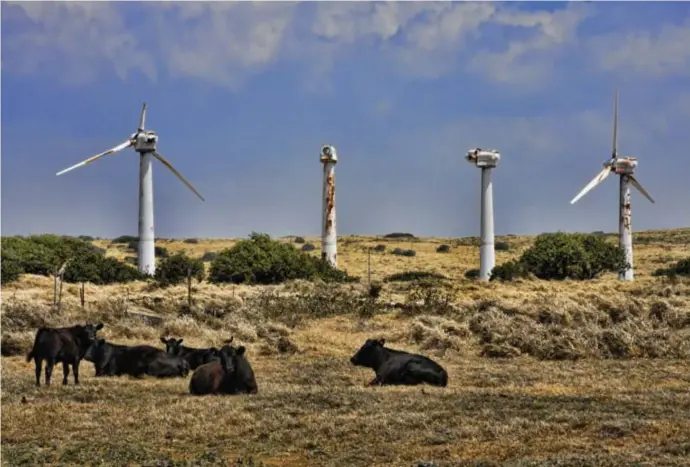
[2,1,689,239]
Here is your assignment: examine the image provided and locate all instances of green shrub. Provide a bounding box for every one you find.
[112,235,138,244]
[495,241,510,251]
[653,257,690,277]
[155,252,205,286]
[384,232,416,239]
[1,234,144,285]
[391,248,416,257]
[491,232,625,281]
[201,251,219,262]
[385,271,447,282]
[1,258,23,284]
[301,243,315,252]
[490,260,528,282]
[294,237,306,244]
[183,238,199,244]
[464,268,480,280]
[208,233,356,285]
[155,246,169,258]
[78,235,94,242]
[436,244,451,253]
[373,244,386,252]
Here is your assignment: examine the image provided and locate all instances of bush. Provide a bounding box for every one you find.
[495,241,510,251]
[301,243,315,252]
[436,244,451,253]
[78,235,94,242]
[155,246,169,258]
[112,235,138,244]
[490,232,625,281]
[464,268,480,280]
[373,244,386,252]
[155,252,205,287]
[653,257,690,278]
[201,251,219,262]
[385,271,447,282]
[294,237,306,244]
[1,258,23,284]
[1,234,145,285]
[183,238,199,244]
[384,232,416,239]
[490,260,528,282]
[392,248,416,257]
[208,233,356,285]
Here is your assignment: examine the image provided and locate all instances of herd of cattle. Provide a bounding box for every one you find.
[24,322,450,394]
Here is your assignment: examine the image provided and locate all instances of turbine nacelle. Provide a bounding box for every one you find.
[320,145,338,164]
[610,157,637,175]
[132,130,158,153]
[466,148,500,168]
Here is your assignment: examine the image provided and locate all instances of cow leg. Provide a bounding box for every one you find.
[73,360,80,385]
[366,377,381,386]
[34,358,43,387]
[62,361,70,385]
[45,359,55,386]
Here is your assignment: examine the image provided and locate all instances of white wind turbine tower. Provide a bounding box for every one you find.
[570,90,655,281]
[466,148,501,281]
[320,144,338,268]
[55,103,205,276]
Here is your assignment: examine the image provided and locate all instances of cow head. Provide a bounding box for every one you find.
[350,338,385,367]
[160,337,184,355]
[217,345,237,375]
[76,323,104,343]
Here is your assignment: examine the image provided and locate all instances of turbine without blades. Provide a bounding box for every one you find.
[569,90,655,281]
[466,148,501,281]
[55,103,205,276]
[320,144,338,268]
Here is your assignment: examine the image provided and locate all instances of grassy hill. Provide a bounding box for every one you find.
[2,228,690,466]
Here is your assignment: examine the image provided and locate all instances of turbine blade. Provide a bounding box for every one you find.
[628,175,655,204]
[612,89,618,159]
[56,139,133,176]
[570,166,612,204]
[138,102,147,131]
[152,152,205,202]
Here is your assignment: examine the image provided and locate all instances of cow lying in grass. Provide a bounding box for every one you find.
[87,340,190,379]
[350,338,448,387]
[189,342,258,395]
[27,323,104,386]
[160,336,221,370]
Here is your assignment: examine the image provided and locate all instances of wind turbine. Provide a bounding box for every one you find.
[569,90,655,281]
[55,103,205,276]
[320,144,338,268]
[466,148,501,281]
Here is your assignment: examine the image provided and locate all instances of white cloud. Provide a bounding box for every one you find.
[589,17,690,77]
[1,2,156,84]
[1,1,689,88]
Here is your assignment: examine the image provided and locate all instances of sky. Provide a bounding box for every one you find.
[2,1,689,240]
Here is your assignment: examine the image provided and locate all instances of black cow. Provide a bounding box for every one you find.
[112,345,190,379]
[189,346,236,395]
[221,344,258,394]
[160,336,221,370]
[350,338,448,387]
[84,339,130,376]
[26,322,104,386]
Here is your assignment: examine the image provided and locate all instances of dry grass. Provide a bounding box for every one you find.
[2,228,690,466]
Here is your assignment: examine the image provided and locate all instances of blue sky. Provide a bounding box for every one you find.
[2,1,689,239]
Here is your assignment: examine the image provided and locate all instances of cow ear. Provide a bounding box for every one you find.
[236,346,246,356]
[96,323,104,330]
[377,338,386,346]
[160,337,168,344]
[177,339,184,345]
[224,336,234,344]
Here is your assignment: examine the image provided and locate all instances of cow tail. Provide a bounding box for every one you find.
[26,328,46,362]
[26,350,34,362]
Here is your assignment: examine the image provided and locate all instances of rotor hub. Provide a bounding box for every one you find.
[466,148,500,168]
[320,145,338,164]
[133,130,158,153]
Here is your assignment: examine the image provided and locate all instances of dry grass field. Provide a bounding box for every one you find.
[2,228,690,466]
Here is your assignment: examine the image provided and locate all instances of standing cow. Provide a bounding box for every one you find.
[26,322,104,386]
[350,338,448,387]
[160,337,220,370]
